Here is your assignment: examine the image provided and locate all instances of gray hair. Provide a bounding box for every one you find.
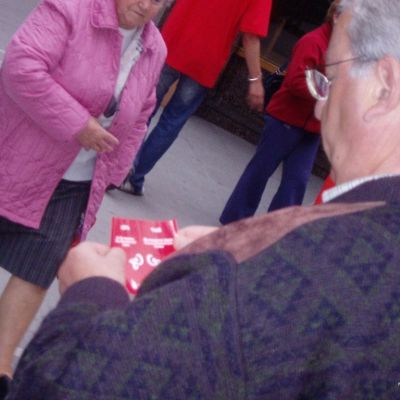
[339,0,400,75]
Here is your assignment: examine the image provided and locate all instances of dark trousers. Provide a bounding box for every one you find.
[220,115,320,224]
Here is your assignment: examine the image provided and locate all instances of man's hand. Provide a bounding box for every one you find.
[76,117,119,153]
[174,225,218,250]
[247,80,265,112]
[58,242,126,295]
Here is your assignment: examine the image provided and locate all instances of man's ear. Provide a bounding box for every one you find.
[364,56,400,122]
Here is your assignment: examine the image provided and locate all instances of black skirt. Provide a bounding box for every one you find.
[0,180,90,289]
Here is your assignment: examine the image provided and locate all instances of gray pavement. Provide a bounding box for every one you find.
[0,0,324,366]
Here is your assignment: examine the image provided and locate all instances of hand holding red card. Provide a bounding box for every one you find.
[110,218,178,294]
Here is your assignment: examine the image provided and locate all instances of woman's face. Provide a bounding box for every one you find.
[115,0,165,29]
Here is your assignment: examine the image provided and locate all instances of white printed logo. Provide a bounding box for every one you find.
[146,254,161,267]
[128,253,144,270]
[130,279,139,291]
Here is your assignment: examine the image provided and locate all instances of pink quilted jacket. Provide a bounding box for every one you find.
[0,0,166,238]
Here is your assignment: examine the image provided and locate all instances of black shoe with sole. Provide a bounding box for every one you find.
[117,179,144,196]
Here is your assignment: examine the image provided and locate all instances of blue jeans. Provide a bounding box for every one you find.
[130,64,208,189]
[220,115,320,224]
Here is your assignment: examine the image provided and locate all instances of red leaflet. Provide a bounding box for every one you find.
[110,217,178,294]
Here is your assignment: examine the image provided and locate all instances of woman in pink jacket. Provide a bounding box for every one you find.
[0,0,166,389]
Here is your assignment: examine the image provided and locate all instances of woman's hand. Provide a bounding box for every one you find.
[76,117,119,152]
[58,242,126,295]
[247,80,265,112]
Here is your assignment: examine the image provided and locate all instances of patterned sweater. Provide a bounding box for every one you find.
[8,177,400,399]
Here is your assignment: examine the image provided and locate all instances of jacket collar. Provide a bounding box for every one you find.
[90,0,159,52]
[91,0,119,30]
[140,22,160,53]
[331,175,400,204]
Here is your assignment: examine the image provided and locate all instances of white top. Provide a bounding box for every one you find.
[63,27,143,181]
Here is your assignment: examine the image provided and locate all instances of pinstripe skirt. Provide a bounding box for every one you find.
[0,180,91,289]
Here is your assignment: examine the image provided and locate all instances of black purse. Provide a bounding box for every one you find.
[263,62,288,107]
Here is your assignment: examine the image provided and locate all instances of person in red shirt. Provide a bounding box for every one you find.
[220,2,338,224]
[119,0,272,196]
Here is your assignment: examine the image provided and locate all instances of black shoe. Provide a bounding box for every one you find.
[0,375,12,400]
[117,179,144,196]
[106,184,117,192]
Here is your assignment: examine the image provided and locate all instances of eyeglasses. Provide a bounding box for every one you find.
[305,56,365,101]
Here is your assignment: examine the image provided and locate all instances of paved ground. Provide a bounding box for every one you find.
[0,0,324,366]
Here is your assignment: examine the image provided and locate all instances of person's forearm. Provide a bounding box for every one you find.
[242,33,264,111]
[242,32,262,80]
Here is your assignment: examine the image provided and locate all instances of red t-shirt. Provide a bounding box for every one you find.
[161,0,272,88]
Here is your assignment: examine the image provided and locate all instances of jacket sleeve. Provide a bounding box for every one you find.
[1,0,90,143]
[283,37,324,100]
[7,278,131,399]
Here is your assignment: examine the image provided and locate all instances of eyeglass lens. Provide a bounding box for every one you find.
[313,71,329,99]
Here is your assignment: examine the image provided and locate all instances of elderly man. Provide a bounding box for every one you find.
[7,0,400,398]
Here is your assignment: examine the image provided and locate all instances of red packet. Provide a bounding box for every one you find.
[110,218,178,294]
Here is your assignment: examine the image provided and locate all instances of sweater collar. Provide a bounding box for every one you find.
[329,175,400,204]
[323,174,398,203]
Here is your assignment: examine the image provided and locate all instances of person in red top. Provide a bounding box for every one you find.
[220,3,337,224]
[119,0,272,196]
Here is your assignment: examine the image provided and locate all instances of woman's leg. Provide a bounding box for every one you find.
[220,116,301,224]
[0,276,46,376]
[0,180,90,376]
[268,131,320,211]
